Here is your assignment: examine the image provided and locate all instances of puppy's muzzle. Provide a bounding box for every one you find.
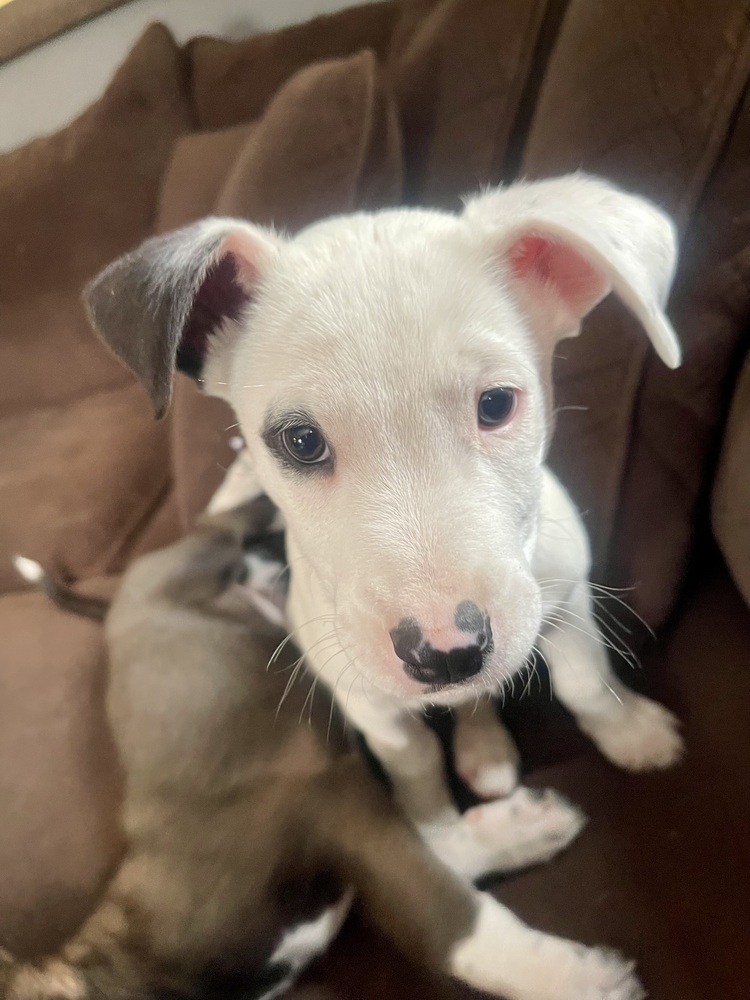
[389,601,493,687]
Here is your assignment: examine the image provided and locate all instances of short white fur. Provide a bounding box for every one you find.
[204,175,684,827]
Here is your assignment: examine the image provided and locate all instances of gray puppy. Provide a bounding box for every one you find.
[5,502,613,1000]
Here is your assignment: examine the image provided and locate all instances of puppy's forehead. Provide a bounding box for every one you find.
[233,211,535,434]
[255,212,522,362]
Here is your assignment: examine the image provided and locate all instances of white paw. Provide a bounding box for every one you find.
[532,940,646,1000]
[466,786,587,869]
[454,715,520,798]
[584,694,684,772]
[450,897,645,1000]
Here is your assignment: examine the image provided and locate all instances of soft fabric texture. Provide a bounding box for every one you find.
[0,580,123,957]
[0,24,191,593]
[1,1,749,995]
[713,352,750,604]
[188,1,398,130]
[0,22,189,953]
[389,0,550,207]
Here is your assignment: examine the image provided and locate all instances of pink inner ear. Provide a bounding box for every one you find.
[221,232,263,292]
[508,233,608,316]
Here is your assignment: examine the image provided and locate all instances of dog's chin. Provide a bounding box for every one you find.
[413,662,528,708]
[415,677,490,708]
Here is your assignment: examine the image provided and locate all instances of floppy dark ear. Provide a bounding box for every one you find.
[84,218,280,417]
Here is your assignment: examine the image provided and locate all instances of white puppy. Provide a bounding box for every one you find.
[85,174,685,999]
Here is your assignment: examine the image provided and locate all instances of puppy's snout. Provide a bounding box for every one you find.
[389,602,492,687]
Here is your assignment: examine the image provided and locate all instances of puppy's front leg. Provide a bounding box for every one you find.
[343,695,584,891]
[449,893,645,1000]
[539,579,684,771]
[346,692,460,826]
[453,698,520,798]
[346,691,584,882]
[536,469,683,771]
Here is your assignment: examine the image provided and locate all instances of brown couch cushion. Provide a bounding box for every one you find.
[188,0,397,130]
[0,384,172,593]
[0,585,122,957]
[157,123,255,227]
[159,49,403,528]
[0,24,192,592]
[390,0,549,207]
[713,349,750,605]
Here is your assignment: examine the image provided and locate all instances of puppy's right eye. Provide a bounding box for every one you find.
[477,387,517,429]
[281,424,330,466]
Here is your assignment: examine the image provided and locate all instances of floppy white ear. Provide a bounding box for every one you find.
[463,174,681,368]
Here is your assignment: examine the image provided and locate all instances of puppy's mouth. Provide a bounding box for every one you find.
[390,659,489,702]
[385,643,526,705]
[423,676,482,696]
[414,673,490,707]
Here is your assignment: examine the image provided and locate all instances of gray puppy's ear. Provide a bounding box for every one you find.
[84,218,280,417]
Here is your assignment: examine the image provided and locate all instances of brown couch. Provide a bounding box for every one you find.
[2,2,749,998]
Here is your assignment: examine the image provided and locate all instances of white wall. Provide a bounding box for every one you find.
[0,0,380,153]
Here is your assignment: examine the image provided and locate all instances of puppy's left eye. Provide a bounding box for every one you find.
[281,424,330,465]
[478,387,516,428]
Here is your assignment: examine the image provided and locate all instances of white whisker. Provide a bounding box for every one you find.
[300,672,321,726]
[553,404,589,415]
[541,623,623,705]
[550,607,640,671]
[266,614,335,672]
[276,656,307,717]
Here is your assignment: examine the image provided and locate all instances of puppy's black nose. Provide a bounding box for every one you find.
[390,612,492,687]
[389,617,423,663]
[402,644,484,686]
